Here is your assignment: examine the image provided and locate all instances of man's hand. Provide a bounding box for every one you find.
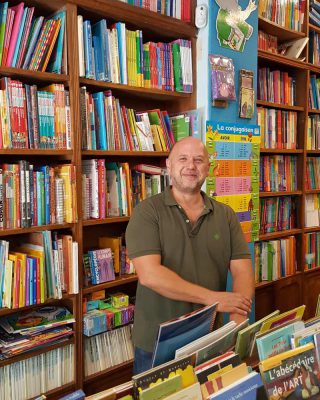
[214,291,252,315]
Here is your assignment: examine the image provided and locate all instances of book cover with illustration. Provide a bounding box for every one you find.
[152,303,218,367]
[259,343,320,399]
[0,306,74,334]
[132,354,197,400]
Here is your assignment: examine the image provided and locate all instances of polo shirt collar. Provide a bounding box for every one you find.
[164,186,214,211]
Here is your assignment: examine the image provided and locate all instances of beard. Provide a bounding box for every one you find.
[171,175,205,194]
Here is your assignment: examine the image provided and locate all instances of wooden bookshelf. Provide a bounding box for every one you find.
[257,15,320,321]
[0,0,197,398]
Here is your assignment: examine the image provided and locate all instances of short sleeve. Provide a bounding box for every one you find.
[125,200,161,259]
[226,207,251,260]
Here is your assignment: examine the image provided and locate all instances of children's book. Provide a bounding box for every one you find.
[259,343,320,400]
[259,305,306,334]
[151,303,218,367]
[256,321,305,361]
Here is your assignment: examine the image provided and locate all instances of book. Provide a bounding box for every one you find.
[259,305,306,333]
[278,37,309,59]
[132,354,197,400]
[256,321,305,361]
[259,343,320,400]
[139,374,182,400]
[151,303,218,367]
[207,371,266,399]
[163,382,202,400]
[195,352,241,384]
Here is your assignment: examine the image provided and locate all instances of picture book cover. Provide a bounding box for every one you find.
[152,303,218,367]
[0,306,74,333]
[132,354,197,400]
[139,374,182,400]
[256,321,305,361]
[259,343,320,400]
[195,352,241,384]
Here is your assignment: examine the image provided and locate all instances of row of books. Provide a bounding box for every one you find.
[0,230,79,310]
[121,0,191,21]
[257,107,297,150]
[305,231,320,270]
[259,155,298,192]
[254,236,296,283]
[309,31,320,65]
[0,344,74,400]
[310,0,320,27]
[307,114,320,150]
[82,161,169,220]
[258,0,305,31]
[0,79,72,149]
[0,3,66,73]
[127,305,306,400]
[78,17,192,92]
[309,75,320,110]
[0,162,77,229]
[0,305,74,359]
[260,196,296,234]
[258,68,296,106]
[305,193,320,227]
[258,30,278,53]
[80,88,175,151]
[306,157,320,189]
[84,324,133,377]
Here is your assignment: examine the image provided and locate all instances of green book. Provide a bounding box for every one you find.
[0,3,8,64]
[139,374,182,400]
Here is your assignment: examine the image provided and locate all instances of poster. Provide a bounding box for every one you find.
[206,120,260,242]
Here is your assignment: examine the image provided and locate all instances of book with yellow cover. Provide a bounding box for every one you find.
[260,305,306,334]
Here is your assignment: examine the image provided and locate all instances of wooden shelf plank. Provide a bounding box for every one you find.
[83,275,138,294]
[305,189,320,194]
[309,23,320,35]
[304,226,320,233]
[28,382,76,400]
[260,148,303,154]
[0,66,69,84]
[79,78,191,101]
[258,17,306,41]
[308,108,320,114]
[259,190,302,197]
[257,100,304,111]
[0,150,73,156]
[0,223,74,237]
[258,49,307,69]
[84,360,133,384]
[304,266,320,274]
[0,294,76,317]
[82,150,170,157]
[0,338,75,368]
[306,150,320,154]
[72,0,197,38]
[255,272,301,289]
[82,217,130,226]
[259,228,302,240]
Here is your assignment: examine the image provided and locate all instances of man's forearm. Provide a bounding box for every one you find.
[139,262,216,306]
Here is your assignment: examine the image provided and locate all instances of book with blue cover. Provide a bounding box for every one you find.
[256,321,305,361]
[151,303,218,367]
[207,371,266,399]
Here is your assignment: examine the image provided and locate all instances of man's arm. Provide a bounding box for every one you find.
[229,258,254,324]
[132,254,252,315]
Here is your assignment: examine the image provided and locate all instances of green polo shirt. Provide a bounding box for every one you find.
[125,187,251,352]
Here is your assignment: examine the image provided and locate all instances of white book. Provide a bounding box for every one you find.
[72,241,79,294]
[77,15,85,77]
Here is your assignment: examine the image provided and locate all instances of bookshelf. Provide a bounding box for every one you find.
[0,0,197,398]
[256,7,320,322]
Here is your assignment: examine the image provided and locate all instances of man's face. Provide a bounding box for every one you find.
[166,140,210,194]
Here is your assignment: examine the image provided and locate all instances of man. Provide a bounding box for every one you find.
[126,137,254,374]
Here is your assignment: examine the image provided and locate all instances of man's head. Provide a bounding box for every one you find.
[166,137,210,195]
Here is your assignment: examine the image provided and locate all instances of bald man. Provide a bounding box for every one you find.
[126,137,254,373]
